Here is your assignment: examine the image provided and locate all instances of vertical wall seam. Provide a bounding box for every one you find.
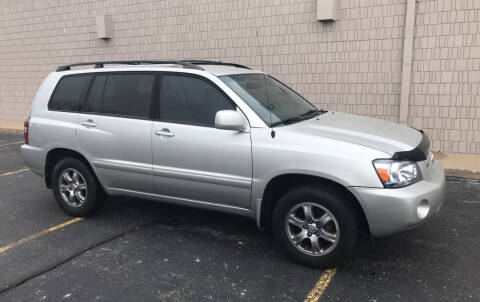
[399,0,417,124]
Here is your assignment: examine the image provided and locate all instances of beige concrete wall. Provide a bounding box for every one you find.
[0,0,478,153]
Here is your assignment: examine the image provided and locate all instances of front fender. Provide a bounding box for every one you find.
[249,127,389,226]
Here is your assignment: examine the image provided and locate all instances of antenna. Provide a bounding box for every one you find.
[255,29,265,71]
[255,29,275,136]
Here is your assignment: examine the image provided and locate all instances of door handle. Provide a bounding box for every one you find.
[155,128,174,137]
[81,119,97,128]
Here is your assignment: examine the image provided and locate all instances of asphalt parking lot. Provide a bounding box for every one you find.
[0,131,479,302]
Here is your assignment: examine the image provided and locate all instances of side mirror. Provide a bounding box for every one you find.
[215,110,245,131]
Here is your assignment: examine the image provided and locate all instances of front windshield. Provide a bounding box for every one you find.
[220,74,318,126]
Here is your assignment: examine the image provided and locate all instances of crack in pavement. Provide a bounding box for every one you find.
[0,219,161,297]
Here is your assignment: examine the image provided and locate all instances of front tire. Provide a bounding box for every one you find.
[272,185,358,268]
[52,157,105,216]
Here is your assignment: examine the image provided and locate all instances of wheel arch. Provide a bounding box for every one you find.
[257,173,370,235]
[44,148,105,192]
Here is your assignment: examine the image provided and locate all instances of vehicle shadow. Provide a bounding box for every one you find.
[95,195,441,270]
[95,195,285,257]
[101,195,261,235]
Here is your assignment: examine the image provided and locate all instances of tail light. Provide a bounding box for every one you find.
[24,116,30,144]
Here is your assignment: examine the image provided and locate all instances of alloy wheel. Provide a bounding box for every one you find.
[58,168,88,207]
[285,202,340,256]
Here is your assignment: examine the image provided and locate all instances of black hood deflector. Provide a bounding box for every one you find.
[391,131,429,162]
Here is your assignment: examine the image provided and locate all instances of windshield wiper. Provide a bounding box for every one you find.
[301,109,321,117]
[270,109,326,127]
[270,116,305,127]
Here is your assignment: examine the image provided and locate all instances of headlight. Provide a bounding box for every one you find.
[373,159,422,188]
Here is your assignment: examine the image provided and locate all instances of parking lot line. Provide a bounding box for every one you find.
[0,218,84,254]
[304,268,337,302]
[0,141,23,147]
[0,168,29,177]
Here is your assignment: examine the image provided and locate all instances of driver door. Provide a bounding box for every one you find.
[152,73,252,209]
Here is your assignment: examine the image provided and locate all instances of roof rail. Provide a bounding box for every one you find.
[181,60,251,69]
[56,60,204,72]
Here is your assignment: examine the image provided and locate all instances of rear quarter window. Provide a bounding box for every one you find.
[48,75,93,112]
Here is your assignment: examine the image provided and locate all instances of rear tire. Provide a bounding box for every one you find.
[52,157,105,216]
[272,185,358,268]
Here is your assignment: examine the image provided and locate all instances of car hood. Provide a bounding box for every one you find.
[288,112,423,155]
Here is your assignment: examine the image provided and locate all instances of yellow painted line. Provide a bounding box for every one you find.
[0,168,30,177]
[0,141,23,147]
[0,218,84,254]
[305,268,337,302]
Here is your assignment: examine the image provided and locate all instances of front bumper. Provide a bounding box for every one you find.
[350,160,446,237]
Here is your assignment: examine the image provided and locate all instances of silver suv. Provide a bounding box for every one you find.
[21,60,446,268]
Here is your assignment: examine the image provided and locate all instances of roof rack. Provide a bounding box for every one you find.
[56,60,251,72]
[56,60,204,72]
[181,60,250,69]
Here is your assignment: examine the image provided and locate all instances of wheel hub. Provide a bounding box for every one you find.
[285,202,340,256]
[306,223,317,233]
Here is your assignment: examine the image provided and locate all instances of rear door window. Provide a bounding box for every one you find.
[49,75,93,112]
[100,74,155,119]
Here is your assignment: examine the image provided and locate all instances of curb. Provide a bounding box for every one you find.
[445,169,480,181]
[0,129,23,134]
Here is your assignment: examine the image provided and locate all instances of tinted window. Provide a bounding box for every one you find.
[83,75,107,113]
[100,74,155,119]
[49,75,92,111]
[160,75,235,126]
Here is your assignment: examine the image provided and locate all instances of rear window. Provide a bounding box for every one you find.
[100,74,155,119]
[49,75,93,112]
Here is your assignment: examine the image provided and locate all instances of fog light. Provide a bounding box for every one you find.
[417,199,430,219]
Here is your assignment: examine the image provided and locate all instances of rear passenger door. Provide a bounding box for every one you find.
[152,73,252,209]
[76,73,156,193]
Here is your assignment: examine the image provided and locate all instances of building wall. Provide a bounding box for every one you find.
[409,0,480,153]
[0,0,478,153]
